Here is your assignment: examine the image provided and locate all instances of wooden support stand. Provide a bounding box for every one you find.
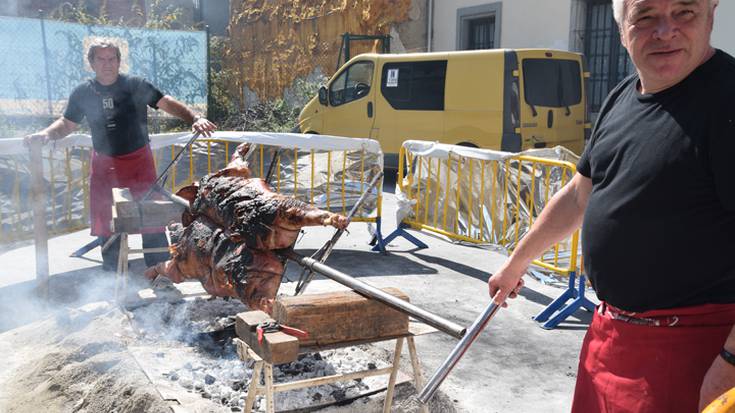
[111,187,184,303]
[29,139,49,298]
[234,322,433,413]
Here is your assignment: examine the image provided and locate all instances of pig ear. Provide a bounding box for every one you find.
[176,184,199,203]
[215,166,251,179]
[235,143,251,157]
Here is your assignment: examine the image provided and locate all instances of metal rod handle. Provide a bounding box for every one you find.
[286,251,466,339]
[418,301,501,403]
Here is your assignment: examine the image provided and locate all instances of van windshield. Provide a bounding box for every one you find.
[522,59,581,108]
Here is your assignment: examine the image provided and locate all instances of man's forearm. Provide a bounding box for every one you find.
[157,95,198,124]
[41,118,71,140]
[504,174,589,271]
[43,117,75,140]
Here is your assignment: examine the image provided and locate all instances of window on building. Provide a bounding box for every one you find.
[467,16,495,49]
[584,0,634,112]
[457,3,501,50]
[329,61,374,106]
[381,60,447,111]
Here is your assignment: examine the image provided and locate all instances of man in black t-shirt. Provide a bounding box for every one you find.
[25,40,216,271]
[488,0,735,411]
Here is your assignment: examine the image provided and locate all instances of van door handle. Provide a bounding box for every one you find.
[547,110,553,128]
[367,102,373,118]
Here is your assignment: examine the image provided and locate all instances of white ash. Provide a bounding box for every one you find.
[130,297,390,412]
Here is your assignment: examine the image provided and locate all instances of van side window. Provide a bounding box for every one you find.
[381,60,447,111]
[522,59,582,108]
[329,61,374,106]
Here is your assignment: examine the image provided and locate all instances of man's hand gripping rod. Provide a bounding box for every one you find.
[294,170,384,295]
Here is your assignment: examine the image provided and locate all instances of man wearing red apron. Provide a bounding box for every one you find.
[26,40,215,271]
[488,0,735,411]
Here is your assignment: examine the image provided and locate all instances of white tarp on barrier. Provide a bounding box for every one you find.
[0,131,383,242]
[2,131,382,155]
[396,140,579,264]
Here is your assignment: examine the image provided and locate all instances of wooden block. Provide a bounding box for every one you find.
[111,184,185,230]
[273,288,410,346]
[235,310,272,346]
[139,200,185,227]
[235,311,300,365]
[259,332,299,365]
[112,188,137,217]
[112,202,140,233]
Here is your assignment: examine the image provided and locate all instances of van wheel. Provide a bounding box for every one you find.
[457,142,478,148]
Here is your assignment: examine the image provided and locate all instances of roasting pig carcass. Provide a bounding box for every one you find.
[184,174,349,250]
[145,217,284,313]
[145,143,350,313]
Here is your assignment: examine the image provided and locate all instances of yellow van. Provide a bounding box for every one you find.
[296,49,590,167]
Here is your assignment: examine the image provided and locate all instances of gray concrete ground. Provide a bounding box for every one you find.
[0,179,597,412]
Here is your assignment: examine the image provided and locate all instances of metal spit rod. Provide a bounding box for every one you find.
[417,301,501,404]
[295,170,384,295]
[285,250,467,339]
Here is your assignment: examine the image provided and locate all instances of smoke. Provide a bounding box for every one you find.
[0,266,141,334]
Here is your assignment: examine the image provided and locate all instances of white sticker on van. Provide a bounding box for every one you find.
[386,68,399,87]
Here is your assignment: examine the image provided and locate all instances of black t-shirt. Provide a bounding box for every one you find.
[63,74,164,156]
[577,49,735,312]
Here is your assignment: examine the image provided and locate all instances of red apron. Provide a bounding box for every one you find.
[89,145,163,237]
[572,302,735,413]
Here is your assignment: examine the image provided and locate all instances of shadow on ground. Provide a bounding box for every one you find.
[285,247,437,283]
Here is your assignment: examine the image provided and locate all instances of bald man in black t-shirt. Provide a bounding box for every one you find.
[26,40,216,271]
[487,1,735,411]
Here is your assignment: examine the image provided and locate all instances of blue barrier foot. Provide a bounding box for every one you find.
[370,217,388,253]
[533,273,596,330]
[372,223,428,251]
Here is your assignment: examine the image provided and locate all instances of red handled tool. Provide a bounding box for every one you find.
[256,321,309,344]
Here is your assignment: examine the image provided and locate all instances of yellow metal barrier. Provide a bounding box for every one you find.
[383,140,594,328]
[0,147,91,245]
[153,138,383,226]
[390,142,580,276]
[1,135,385,249]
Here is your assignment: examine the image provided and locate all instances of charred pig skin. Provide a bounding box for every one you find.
[191,175,348,250]
[144,217,284,313]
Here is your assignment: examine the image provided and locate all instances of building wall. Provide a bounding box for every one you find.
[432,0,573,51]
[226,0,427,104]
[712,0,735,56]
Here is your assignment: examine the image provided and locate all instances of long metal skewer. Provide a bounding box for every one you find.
[295,170,384,295]
[417,301,501,403]
[141,131,202,202]
[286,250,467,339]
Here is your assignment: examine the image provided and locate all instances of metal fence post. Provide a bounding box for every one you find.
[151,37,160,133]
[206,24,211,119]
[39,9,54,117]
